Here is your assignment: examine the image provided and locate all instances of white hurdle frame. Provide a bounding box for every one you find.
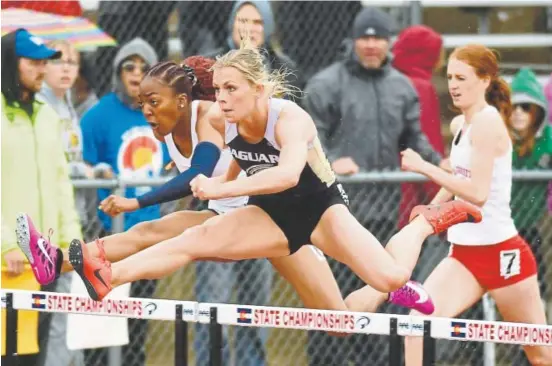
[2,289,551,366]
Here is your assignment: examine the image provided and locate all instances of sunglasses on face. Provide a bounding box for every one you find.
[121,61,148,74]
[514,103,532,113]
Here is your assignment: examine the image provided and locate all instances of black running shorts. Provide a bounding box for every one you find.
[247,183,349,254]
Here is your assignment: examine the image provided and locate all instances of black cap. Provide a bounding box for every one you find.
[352,8,395,40]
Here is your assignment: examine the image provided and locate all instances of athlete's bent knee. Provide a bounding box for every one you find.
[380,267,409,292]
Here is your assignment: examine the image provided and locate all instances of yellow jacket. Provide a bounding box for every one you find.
[1,94,82,267]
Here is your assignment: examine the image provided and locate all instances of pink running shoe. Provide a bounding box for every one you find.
[15,213,60,285]
[388,280,435,315]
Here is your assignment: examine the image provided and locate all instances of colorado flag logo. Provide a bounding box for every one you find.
[237,307,252,324]
[32,294,46,309]
[451,321,467,338]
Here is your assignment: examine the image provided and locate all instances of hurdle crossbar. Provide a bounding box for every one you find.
[2,289,551,366]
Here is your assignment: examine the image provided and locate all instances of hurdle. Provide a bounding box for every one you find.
[2,290,552,366]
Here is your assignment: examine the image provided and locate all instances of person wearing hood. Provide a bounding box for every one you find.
[93,1,175,96]
[303,9,442,365]
[1,28,81,366]
[203,0,302,93]
[392,25,446,230]
[508,68,552,311]
[79,37,169,366]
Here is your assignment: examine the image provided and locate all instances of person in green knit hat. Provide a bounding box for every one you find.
[509,67,552,301]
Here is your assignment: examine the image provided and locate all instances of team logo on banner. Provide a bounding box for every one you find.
[32,293,47,309]
[451,321,467,338]
[237,307,252,324]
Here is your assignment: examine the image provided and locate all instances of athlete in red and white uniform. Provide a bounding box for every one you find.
[401,44,551,366]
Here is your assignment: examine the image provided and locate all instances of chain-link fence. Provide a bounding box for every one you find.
[84,1,552,99]
[57,172,551,366]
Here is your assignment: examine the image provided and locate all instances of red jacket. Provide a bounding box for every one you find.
[393,25,445,155]
[393,25,444,227]
[1,0,82,16]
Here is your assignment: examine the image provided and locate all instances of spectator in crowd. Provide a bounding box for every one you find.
[509,68,552,300]
[94,1,175,96]
[302,7,442,365]
[545,74,552,216]
[1,28,81,366]
[36,39,86,366]
[80,37,169,366]
[545,73,552,126]
[392,25,445,229]
[203,0,302,92]
[72,52,99,120]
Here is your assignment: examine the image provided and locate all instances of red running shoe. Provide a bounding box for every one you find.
[409,200,482,234]
[69,239,112,301]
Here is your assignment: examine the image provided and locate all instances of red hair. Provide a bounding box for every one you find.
[144,56,216,102]
[182,56,216,101]
[451,44,512,123]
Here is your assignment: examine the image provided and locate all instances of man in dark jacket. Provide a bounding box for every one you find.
[303,7,442,365]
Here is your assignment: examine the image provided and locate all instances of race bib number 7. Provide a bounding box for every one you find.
[500,249,521,279]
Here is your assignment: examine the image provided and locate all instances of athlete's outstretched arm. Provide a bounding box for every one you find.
[192,104,315,199]
[402,111,498,207]
[101,104,225,215]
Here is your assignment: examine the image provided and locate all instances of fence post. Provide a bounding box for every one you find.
[174,304,187,366]
[111,184,126,234]
[6,292,18,366]
[108,184,124,366]
[482,294,497,366]
[209,307,222,366]
[422,320,435,366]
[388,317,401,366]
[408,0,423,25]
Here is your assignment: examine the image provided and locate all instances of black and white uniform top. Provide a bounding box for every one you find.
[225,98,349,254]
[165,100,248,214]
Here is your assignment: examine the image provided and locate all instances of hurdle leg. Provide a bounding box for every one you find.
[175,304,188,366]
[422,320,435,366]
[6,292,18,366]
[389,317,401,366]
[209,307,222,366]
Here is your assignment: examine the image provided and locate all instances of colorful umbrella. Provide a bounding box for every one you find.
[1,8,117,50]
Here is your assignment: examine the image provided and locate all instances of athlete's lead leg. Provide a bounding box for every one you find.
[69,206,290,300]
[15,210,215,283]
